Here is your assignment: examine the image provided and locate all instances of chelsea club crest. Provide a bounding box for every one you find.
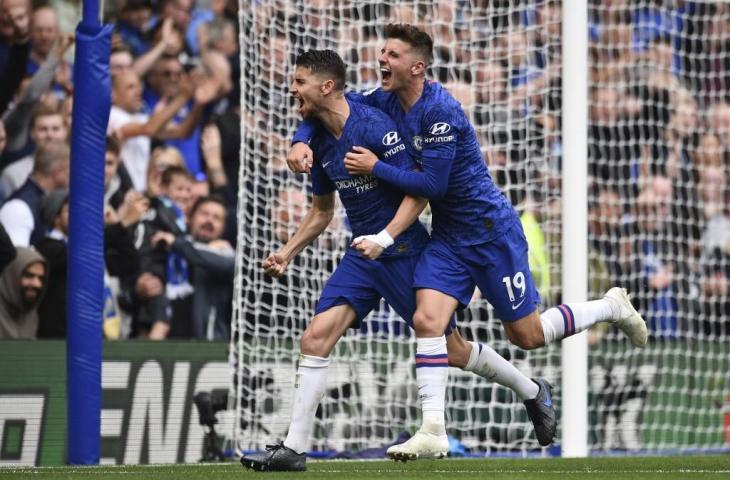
[412,136,423,151]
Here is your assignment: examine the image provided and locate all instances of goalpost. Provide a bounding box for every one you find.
[231,0,730,456]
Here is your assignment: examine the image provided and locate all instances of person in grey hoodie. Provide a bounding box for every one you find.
[0,246,47,339]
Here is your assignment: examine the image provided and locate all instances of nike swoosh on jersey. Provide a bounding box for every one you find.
[322,161,332,168]
[511,298,526,310]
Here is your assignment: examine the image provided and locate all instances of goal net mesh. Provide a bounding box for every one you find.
[230,0,729,454]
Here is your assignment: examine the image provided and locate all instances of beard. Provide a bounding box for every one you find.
[21,287,41,307]
[194,222,216,242]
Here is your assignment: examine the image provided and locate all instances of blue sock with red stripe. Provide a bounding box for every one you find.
[415,336,448,431]
[540,299,614,343]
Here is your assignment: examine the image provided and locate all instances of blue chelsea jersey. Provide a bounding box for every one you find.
[360,81,518,246]
[309,99,429,258]
[296,81,519,246]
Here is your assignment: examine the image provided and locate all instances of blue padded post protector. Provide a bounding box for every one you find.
[66,12,112,464]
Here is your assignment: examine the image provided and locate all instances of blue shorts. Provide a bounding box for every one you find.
[315,251,455,333]
[412,221,540,321]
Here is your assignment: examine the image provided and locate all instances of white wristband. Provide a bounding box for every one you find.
[372,229,394,249]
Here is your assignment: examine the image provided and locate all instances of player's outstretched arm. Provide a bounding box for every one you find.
[353,195,427,260]
[345,145,452,199]
[262,193,335,277]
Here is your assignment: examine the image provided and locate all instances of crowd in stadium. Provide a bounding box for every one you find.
[0,0,727,341]
[0,0,240,340]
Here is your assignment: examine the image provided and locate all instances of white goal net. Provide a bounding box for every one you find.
[230,0,729,455]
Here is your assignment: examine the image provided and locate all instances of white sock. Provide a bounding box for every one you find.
[464,341,538,400]
[540,299,614,344]
[283,354,329,454]
[415,336,448,433]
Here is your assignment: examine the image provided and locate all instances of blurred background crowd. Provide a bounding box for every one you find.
[0,0,240,340]
[0,0,727,342]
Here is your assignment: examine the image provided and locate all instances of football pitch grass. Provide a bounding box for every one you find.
[1,456,729,480]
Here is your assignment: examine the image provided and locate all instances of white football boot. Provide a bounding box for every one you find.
[604,287,648,347]
[386,423,449,461]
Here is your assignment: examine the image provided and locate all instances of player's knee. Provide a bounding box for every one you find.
[300,326,329,357]
[505,328,544,350]
[412,309,443,336]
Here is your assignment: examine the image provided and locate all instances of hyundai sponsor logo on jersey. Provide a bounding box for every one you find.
[424,123,455,143]
[429,122,451,135]
[382,131,401,146]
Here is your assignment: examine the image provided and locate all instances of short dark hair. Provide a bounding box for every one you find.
[295,49,347,92]
[105,135,120,156]
[160,165,192,186]
[190,194,226,217]
[384,23,433,64]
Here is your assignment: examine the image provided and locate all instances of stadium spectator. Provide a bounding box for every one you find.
[143,54,223,176]
[103,135,133,211]
[198,122,238,239]
[27,6,58,73]
[102,195,146,340]
[128,18,181,78]
[346,39,380,90]
[0,140,69,246]
[273,187,307,245]
[132,165,193,338]
[588,86,642,187]
[697,2,730,103]
[589,186,628,284]
[240,184,335,335]
[157,0,214,57]
[149,17,186,58]
[1,102,68,196]
[198,123,226,190]
[199,50,233,106]
[48,0,79,39]
[150,195,234,340]
[697,248,729,338]
[0,0,31,115]
[144,54,182,106]
[107,68,193,191]
[0,223,15,274]
[109,45,134,76]
[144,145,185,198]
[706,101,730,150]
[34,189,67,338]
[129,275,168,339]
[627,176,679,340]
[695,171,730,338]
[34,186,144,339]
[115,0,153,57]
[1,31,72,173]
[199,16,236,57]
[0,246,46,339]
